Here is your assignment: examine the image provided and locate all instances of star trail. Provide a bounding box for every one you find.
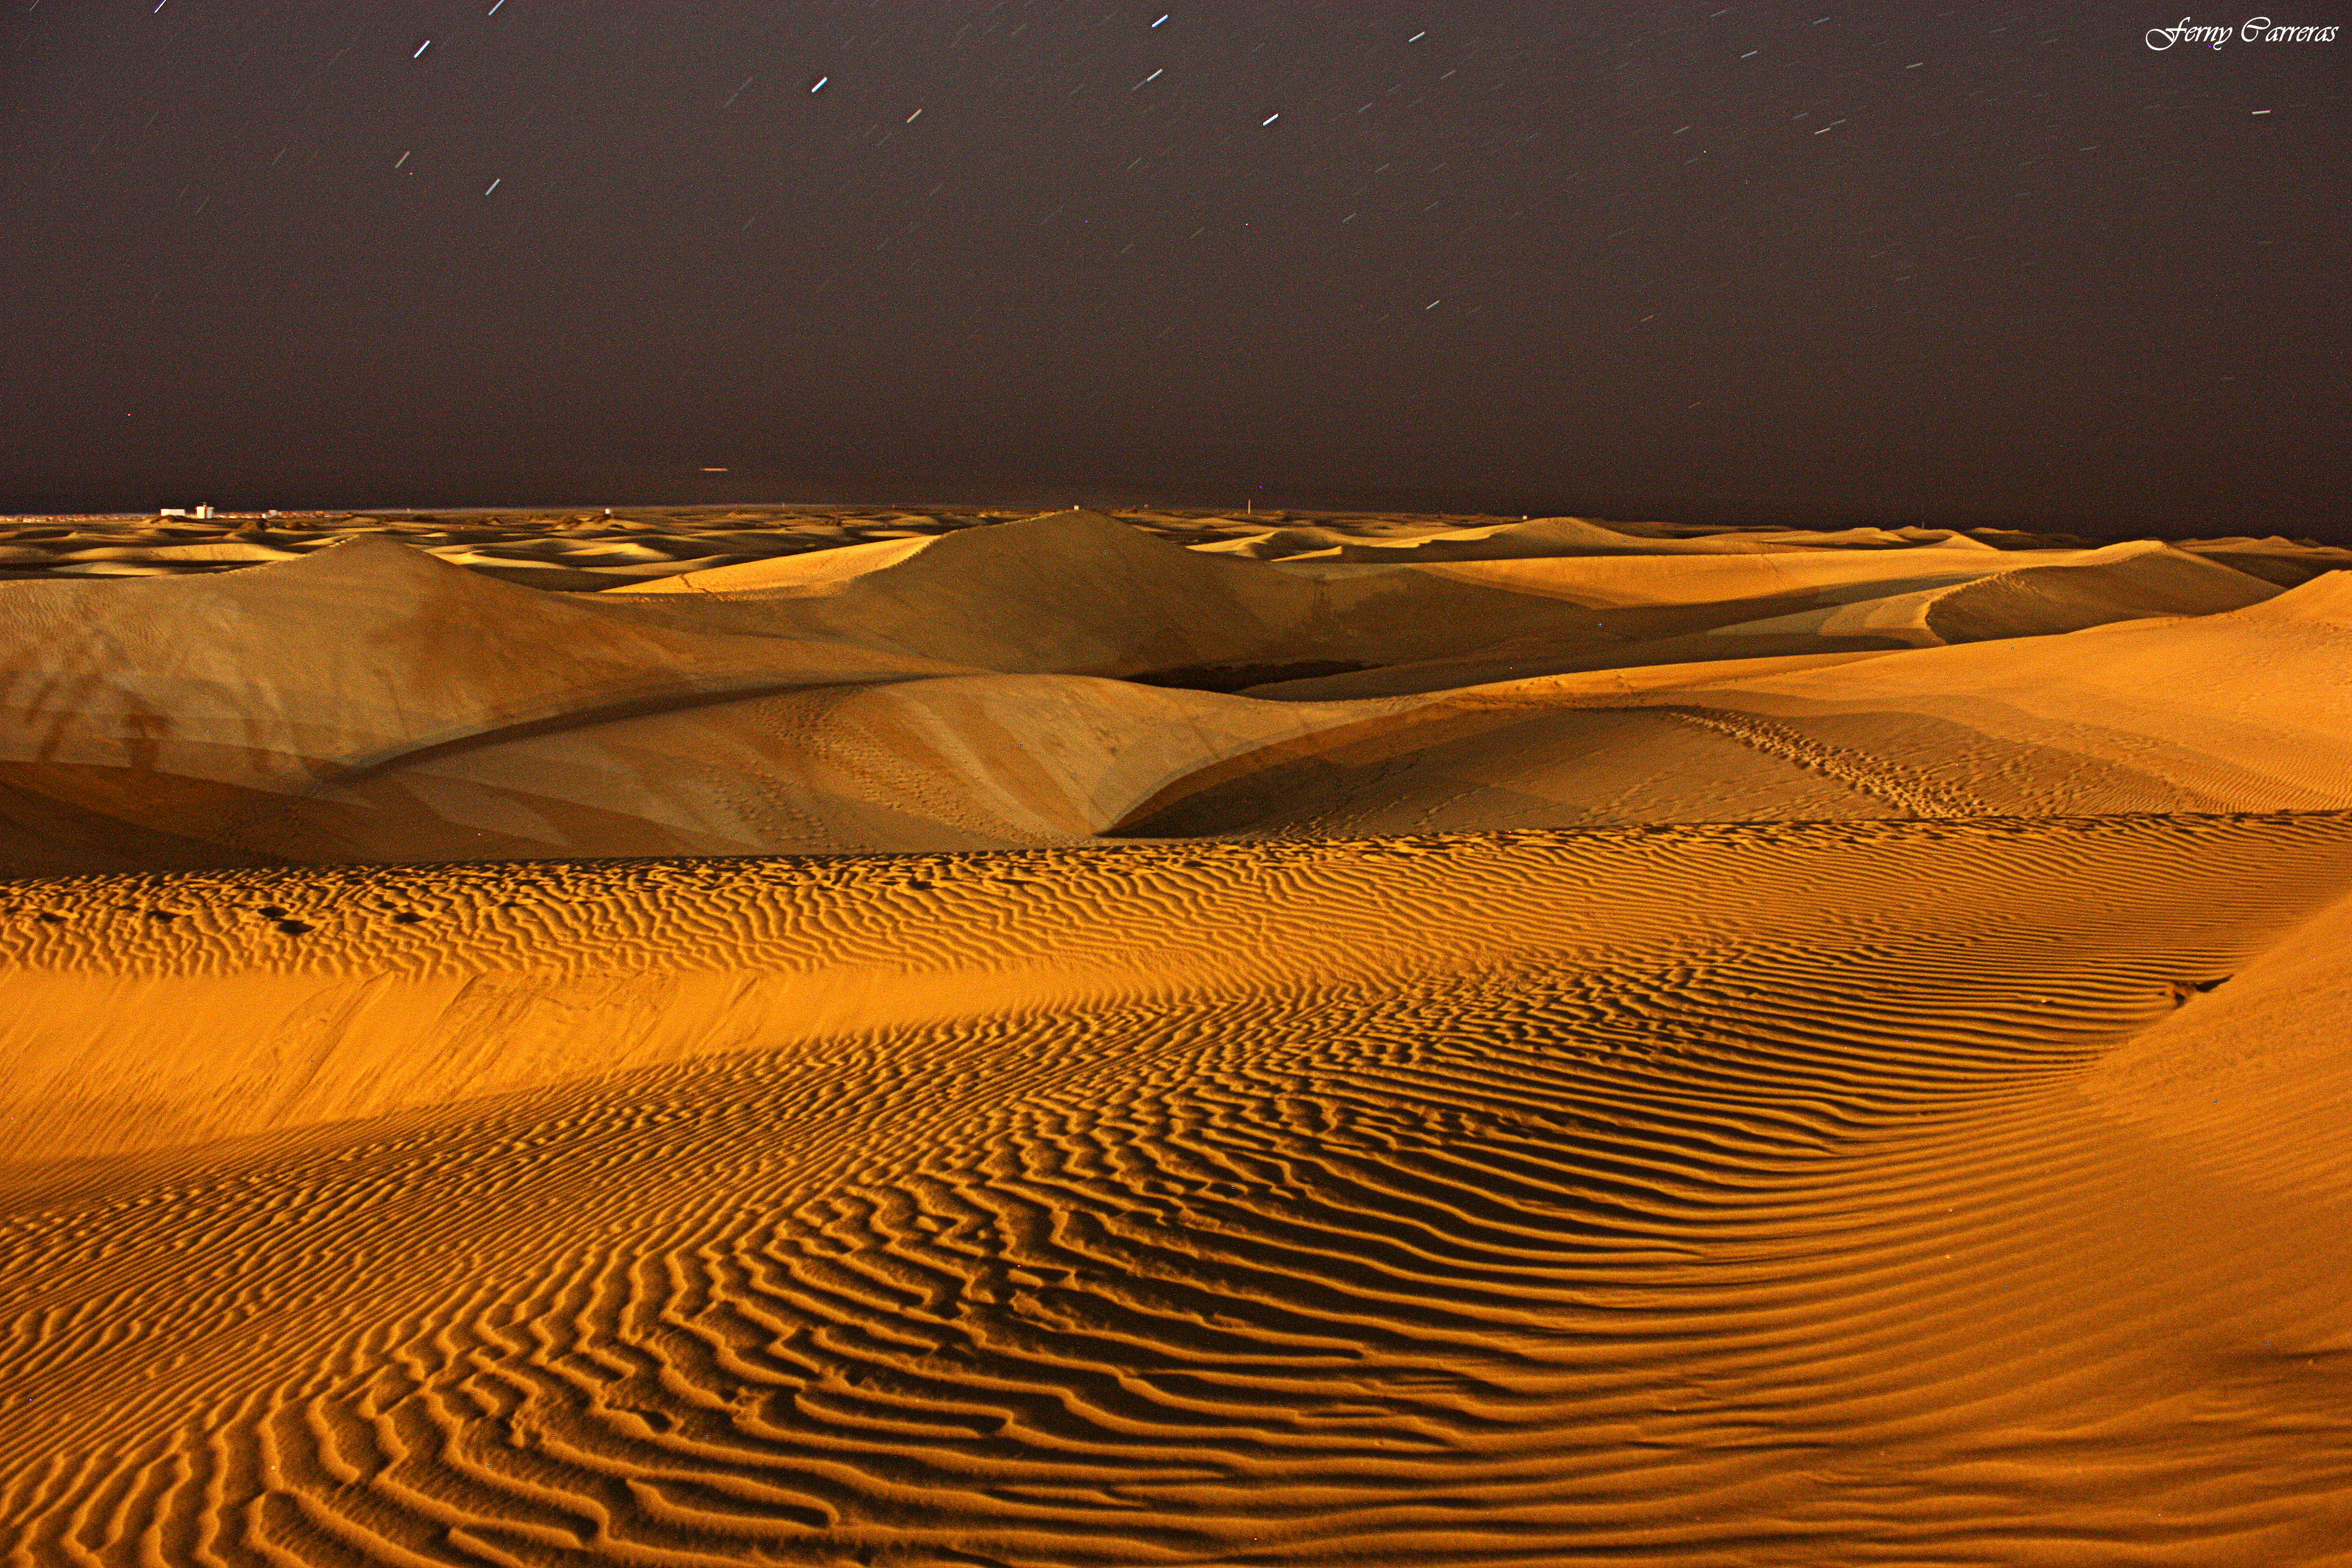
[1,1,2344,533]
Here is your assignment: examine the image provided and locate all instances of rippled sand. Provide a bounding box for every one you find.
[4,509,2350,1564]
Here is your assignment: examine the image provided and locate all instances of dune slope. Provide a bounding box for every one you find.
[3,515,2339,873]
[0,538,981,874]
[1123,575,2352,837]
[4,813,2352,1564]
[1244,540,2275,700]
[6,510,2352,1564]
[222,676,1428,863]
[0,515,2294,873]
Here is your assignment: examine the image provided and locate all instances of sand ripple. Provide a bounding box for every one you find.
[6,814,2352,1563]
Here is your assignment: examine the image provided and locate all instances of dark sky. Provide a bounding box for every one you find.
[2,2,2345,533]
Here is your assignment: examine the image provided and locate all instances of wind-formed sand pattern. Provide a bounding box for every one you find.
[4,509,2352,1565]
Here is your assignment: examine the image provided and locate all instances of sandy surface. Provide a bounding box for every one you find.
[3,510,2348,873]
[3,508,2350,1563]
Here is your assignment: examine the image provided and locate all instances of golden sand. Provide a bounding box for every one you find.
[3,509,2349,1563]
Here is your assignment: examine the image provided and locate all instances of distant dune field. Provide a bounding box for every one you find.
[4,508,2351,1564]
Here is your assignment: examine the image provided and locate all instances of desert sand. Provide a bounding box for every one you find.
[3,507,2351,1564]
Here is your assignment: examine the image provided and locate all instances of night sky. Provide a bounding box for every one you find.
[3,2,2345,533]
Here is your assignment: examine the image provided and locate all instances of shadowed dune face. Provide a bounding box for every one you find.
[0,509,2342,874]
[7,509,2352,1564]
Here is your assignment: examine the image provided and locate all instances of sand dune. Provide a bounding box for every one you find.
[6,813,2352,1562]
[1133,577,2352,837]
[596,511,1987,677]
[4,507,2351,1564]
[228,676,1406,863]
[2,511,2335,872]
[1289,514,2002,562]
[0,536,987,874]
[0,507,1039,589]
[1242,539,2273,699]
